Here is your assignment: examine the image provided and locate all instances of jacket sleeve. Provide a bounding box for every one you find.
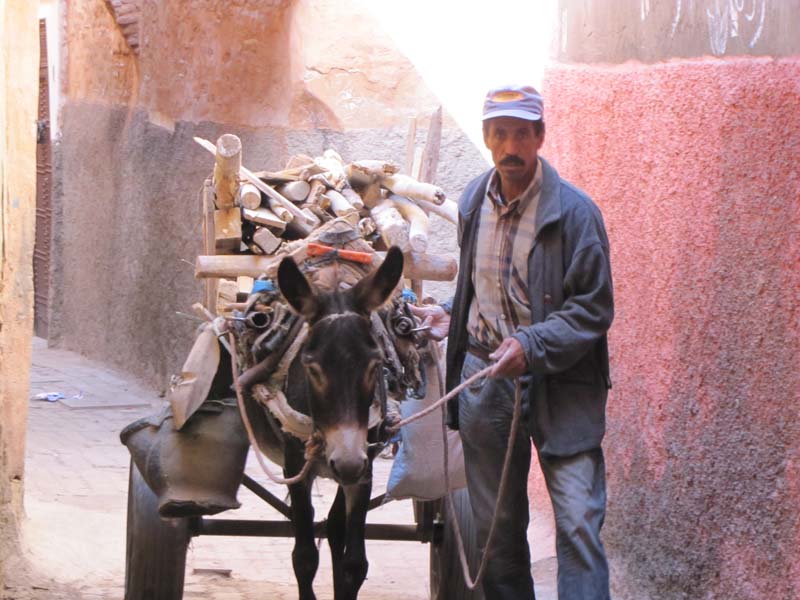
[511,208,614,375]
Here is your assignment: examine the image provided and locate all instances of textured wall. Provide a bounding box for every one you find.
[52,0,481,389]
[0,0,39,569]
[542,55,800,600]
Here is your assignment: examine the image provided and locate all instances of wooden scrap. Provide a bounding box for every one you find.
[213,134,241,209]
[382,174,445,205]
[340,186,365,211]
[314,149,347,190]
[168,324,221,430]
[214,207,242,252]
[325,189,359,223]
[277,180,311,203]
[243,207,287,233]
[401,251,458,281]
[387,194,429,253]
[252,227,282,254]
[238,182,262,210]
[371,200,410,251]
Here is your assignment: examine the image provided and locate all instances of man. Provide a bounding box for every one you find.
[411,85,613,599]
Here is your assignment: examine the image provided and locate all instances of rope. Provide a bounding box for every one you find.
[409,343,523,592]
[229,332,317,486]
[385,363,494,433]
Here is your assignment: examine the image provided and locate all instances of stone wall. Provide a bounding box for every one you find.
[0,0,39,581]
[541,2,800,598]
[51,0,485,389]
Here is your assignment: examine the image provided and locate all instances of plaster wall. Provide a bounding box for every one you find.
[541,22,800,600]
[52,0,482,388]
[0,0,39,573]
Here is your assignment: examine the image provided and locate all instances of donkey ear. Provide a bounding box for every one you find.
[278,257,320,319]
[350,246,404,314]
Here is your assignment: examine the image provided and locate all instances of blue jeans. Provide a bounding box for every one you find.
[458,352,610,600]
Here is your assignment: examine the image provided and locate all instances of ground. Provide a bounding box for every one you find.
[2,337,556,599]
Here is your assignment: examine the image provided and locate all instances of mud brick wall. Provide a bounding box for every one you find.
[534,2,800,598]
[51,0,486,390]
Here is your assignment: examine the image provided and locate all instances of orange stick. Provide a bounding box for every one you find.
[306,242,374,264]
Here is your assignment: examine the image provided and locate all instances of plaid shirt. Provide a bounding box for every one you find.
[467,159,543,350]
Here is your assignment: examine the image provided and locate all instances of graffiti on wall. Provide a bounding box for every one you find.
[642,0,767,55]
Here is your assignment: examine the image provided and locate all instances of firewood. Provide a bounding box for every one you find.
[276,180,311,203]
[314,149,347,190]
[243,207,287,233]
[217,279,239,307]
[238,182,262,210]
[194,137,315,228]
[285,154,315,170]
[387,194,429,253]
[266,196,293,223]
[214,207,242,252]
[324,189,359,223]
[252,227,282,254]
[213,134,241,209]
[406,196,458,225]
[347,160,400,184]
[357,182,385,209]
[340,186,365,211]
[400,251,458,281]
[382,174,446,205]
[371,200,410,251]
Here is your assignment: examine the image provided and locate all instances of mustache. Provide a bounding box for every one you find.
[500,155,525,166]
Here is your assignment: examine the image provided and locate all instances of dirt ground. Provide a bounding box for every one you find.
[1,338,556,599]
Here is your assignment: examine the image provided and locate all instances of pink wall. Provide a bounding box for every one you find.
[541,56,800,599]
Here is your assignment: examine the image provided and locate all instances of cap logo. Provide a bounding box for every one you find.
[490,90,525,103]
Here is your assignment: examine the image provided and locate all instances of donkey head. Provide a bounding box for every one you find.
[277,247,404,485]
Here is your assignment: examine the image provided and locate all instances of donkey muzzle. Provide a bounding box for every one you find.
[323,425,369,485]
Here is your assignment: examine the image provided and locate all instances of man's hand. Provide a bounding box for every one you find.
[408,304,450,341]
[489,337,527,378]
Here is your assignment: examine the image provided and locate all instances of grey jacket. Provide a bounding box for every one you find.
[445,158,614,457]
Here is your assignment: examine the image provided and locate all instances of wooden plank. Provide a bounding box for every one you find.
[242,207,287,233]
[404,116,417,174]
[419,106,443,184]
[214,207,242,252]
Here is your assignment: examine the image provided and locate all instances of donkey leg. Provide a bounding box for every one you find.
[326,486,347,596]
[336,479,372,600]
[286,444,319,600]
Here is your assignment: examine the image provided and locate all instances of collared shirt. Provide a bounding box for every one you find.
[467,159,543,349]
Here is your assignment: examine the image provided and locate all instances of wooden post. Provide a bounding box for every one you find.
[201,180,219,313]
[213,134,242,209]
[419,106,443,185]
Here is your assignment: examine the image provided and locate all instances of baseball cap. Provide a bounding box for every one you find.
[482,85,544,121]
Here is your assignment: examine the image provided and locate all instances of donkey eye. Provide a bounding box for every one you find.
[305,363,326,389]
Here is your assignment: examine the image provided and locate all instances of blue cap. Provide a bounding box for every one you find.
[482,85,544,122]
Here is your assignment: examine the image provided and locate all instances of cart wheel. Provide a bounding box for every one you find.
[125,459,190,600]
[429,488,485,600]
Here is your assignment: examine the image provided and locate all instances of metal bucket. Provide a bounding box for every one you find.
[120,398,249,518]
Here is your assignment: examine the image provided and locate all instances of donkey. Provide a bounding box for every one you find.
[262,246,404,600]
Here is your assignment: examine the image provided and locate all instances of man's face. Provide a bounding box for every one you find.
[483,117,544,184]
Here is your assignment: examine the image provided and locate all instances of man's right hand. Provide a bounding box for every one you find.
[408,304,450,341]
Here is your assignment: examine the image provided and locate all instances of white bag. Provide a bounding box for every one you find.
[385,349,467,501]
